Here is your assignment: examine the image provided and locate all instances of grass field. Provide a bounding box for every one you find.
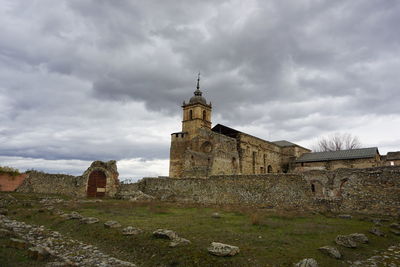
[1,192,399,266]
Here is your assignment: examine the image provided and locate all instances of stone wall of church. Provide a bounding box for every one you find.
[169,132,190,178]
[181,128,239,178]
[237,134,283,174]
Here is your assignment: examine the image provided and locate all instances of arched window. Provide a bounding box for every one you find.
[267,165,273,173]
[191,155,195,166]
[232,157,237,169]
[263,154,266,173]
[189,110,193,120]
[203,110,206,120]
[311,184,316,192]
[252,152,257,174]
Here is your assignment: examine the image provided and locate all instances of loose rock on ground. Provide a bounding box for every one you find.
[207,242,240,256]
[104,220,122,228]
[318,246,341,259]
[122,226,143,236]
[335,235,357,248]
[294,258,318,267]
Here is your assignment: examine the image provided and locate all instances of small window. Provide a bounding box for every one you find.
[311,184,315,193]
[189,110,193,120]
[391,161,395,166]
[203,110,206,120]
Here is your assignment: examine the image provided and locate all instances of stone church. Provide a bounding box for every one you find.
[169,76,311,178]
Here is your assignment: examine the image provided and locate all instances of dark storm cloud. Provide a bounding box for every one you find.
[1,0,400,177]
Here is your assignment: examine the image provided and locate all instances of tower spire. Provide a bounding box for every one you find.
[196,72,200,90]
[194,72,202,96]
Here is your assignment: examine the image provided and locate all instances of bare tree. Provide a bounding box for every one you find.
[313,133,361,152]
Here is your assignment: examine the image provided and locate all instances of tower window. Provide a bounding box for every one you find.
[203,110,206,120]
[189,110,193,120]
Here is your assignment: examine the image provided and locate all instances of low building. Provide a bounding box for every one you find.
[294,147,381,172]
[386,151,400,166]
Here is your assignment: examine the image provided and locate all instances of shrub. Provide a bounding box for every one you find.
[0,166,21,176]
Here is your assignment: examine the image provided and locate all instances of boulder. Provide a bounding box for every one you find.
[28,246,50,261]
[152,229,178,240]
[349,233,368,244]
[294,258,318,267]
[335,235,357,248]
[80,217,99,224]
[207,242,240,256]
[318,246,341,259]
[369,228,385,237]
[122,226,143,235]
[169,237,191,248]
[8,238,29,249]
[104,221,121,228]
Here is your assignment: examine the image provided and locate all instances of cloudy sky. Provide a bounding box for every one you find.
[1,0,400,180]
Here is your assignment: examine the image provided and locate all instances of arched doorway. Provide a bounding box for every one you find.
[87,170,106,197]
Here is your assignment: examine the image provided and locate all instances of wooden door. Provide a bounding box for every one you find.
[87,170,106,197]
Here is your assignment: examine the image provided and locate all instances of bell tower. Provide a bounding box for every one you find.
[181,73,212,137]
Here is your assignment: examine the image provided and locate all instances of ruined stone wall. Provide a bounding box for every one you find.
[295,157,381,172]
[303,167,400,215]
[136,174,313,209]
[15,160,119,198]
[16,171,86,197]
[124,166,400,216]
